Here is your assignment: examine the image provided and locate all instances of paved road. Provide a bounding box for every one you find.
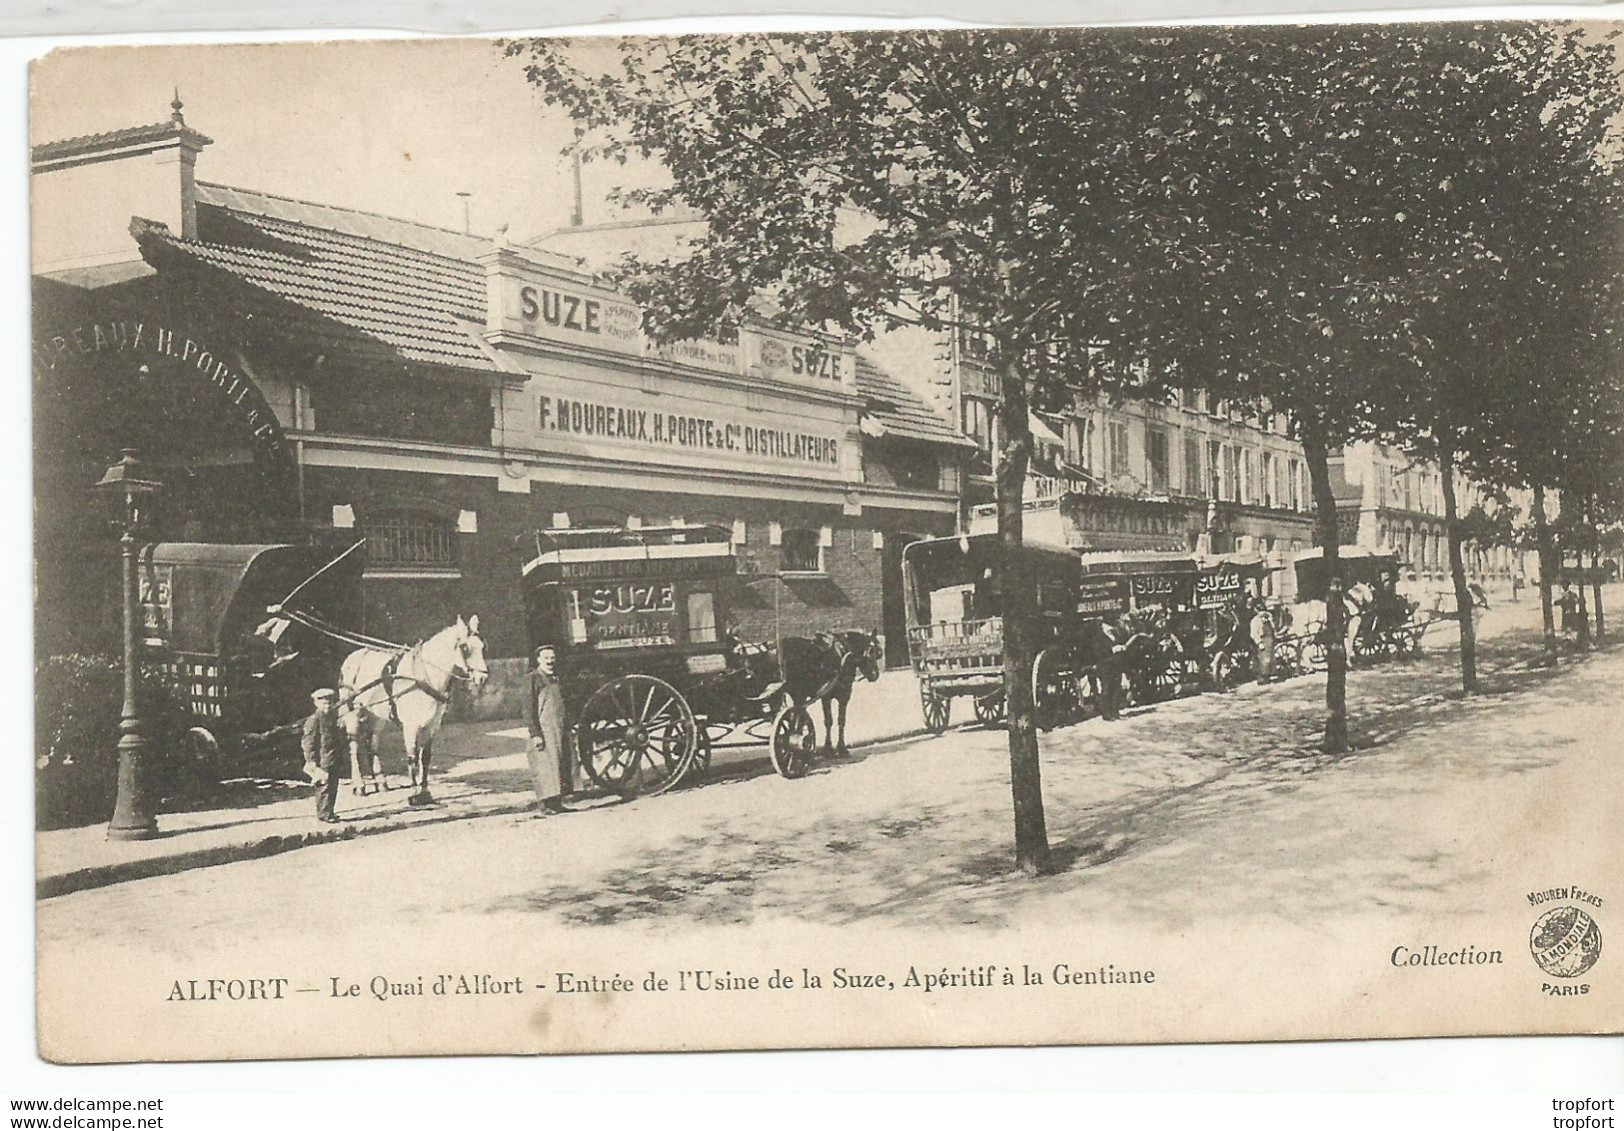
[37,596,1621,940]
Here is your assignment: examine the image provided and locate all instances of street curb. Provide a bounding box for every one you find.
[37,798,537,901]
[37,725,937,901]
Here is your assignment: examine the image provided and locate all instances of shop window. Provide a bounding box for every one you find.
[361,510,458,573]
[781,528,825,574]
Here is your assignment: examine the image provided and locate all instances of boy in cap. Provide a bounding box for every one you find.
[303,688,344,823]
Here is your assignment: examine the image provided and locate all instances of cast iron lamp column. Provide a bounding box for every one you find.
[95,449,164,841]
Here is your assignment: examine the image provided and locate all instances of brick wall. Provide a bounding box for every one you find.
[307,466,952,668]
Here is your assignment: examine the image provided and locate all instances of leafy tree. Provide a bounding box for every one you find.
[1369,24,1622,690]
[507,30,1223,872]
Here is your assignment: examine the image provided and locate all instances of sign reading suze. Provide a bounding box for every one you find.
[572,582,679,649]
[538,393,840,468]
[519,284,639,344]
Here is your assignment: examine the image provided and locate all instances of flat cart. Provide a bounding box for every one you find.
[902,533,1108,733]
[136,542,364,774]
[520,525,817,796]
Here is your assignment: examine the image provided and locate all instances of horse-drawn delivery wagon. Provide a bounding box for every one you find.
[520,524,878,795]
[137,541,364,773]
[902,533,1119,732]
[1290,547,1430,666]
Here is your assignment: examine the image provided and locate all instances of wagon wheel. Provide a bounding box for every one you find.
[769,703,817,779]
[1304,632,1329,670]
[688,730,714,781]
[1033,647,1078,730]
[576,675,698,799]
[1406,624,1426,656]
[186,726,220,762]
[182,726,221,793]
[974,692,1006,725]
[1147,650,1183,700]
[920,687,951,733]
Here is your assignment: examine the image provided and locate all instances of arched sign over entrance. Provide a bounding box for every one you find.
[32,319,291,469]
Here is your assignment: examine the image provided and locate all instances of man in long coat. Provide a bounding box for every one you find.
[302,688,344,823]
[523,645,572,813]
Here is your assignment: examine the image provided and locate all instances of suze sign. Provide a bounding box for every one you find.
[518,284,642,347]
[571,582,679,650]
[755,336,846,383]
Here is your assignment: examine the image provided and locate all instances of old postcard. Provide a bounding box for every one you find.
[31,27,1624,1063]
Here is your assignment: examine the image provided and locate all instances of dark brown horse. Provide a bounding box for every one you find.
[778,630,883,756]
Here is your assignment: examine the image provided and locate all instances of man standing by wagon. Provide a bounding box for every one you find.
[524,645,573,814]
[303,688,344,824]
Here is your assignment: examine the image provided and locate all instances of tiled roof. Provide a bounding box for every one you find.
[855,356,973,449]
[196,183,491,263]
[133,183,970,446]
[135,186,498,372]
[32,120,212,164]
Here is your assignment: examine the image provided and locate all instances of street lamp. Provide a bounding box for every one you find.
[95,449,164,841]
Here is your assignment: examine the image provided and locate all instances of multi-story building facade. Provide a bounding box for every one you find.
[31,104,970,695]
[867,325,1319,598]
[1330,443,1534,583]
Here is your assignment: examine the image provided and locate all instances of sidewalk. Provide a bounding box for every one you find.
[36,666,933,899]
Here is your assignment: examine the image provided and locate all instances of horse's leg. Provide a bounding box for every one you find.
[348,724,367,796]
[418,734,434,805]
[820,696,834,757]
[403,722,423,801]
[835,690,850,756]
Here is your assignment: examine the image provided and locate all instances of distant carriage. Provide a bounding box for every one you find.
[135,542,364,773]
[1290,547,1429,665]
[520,524,869,795]
[902,533,1131,733]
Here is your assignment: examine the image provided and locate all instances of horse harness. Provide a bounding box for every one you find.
[347,644,457,723]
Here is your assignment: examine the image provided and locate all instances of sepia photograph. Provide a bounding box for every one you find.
[28,23,1624,1064]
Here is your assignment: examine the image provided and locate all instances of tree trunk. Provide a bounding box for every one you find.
[1301,422,1348,753]
[993,355,1050,876]
[1439,448,1477,694]
[1533,483,1557,662]
[1575,548,1591,649]
[1589,495,1606,644]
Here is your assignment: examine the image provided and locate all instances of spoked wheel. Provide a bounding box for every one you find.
[687,731,715,782]
[769,703,817,779]
[576,675,698,798]
[1033,647,1079,731]
[974,692,1006,726]
[921,688,950,733]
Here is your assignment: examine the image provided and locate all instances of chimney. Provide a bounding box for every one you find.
[31,91,213,287]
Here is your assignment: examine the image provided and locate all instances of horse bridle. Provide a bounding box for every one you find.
[831,631,882,683]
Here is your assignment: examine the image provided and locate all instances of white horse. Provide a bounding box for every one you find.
[339,615,489,807]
